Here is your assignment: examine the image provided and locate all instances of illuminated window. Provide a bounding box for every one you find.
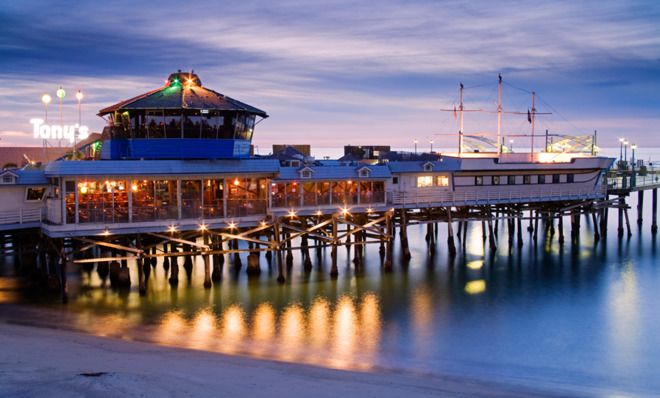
[25,187,46,201]
[538,175,545,184]
[475,176,483,186]
[436,176,449,187]
[417,176,433,188]
[492,176,500,185]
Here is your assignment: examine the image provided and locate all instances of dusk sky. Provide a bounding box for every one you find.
[1,0,659,152]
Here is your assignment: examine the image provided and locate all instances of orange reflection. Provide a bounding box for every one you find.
[331,295,358,368]
[279,303,306,360]
[156,310,187,346]
[220,304,247,353]
[309,297,330,348]
[189,308,218,350]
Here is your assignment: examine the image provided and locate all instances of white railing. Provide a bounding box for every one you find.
[0,208,43,225]
[389,188,603,206]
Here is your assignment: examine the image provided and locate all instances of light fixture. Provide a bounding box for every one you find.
[101,229,111,236]
[367,207,373,213]
[228,222,237,230]
[41,93,51,104]
[75,90,83,101]
[260,220,268,227]
[131,183,138,192]
[199,223,208,231]
[168,225,177,233]
[56,86,66,99]
[233,178,240,186]
[341,207,350,216]
[315,210,323,216]
[288,209,297,218]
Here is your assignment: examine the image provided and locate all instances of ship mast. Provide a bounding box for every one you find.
[530,91,536,154]
[459,82,464,155]
[497,74,502,154]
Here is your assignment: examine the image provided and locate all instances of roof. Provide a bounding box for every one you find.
[0,169,48,185]
[45,159,280,177]
[275,165,391,181]
[387,158,461,173]
[0,147,68,168]
[98,71,268,118]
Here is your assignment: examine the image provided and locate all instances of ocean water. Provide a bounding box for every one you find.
[1,147,659,397]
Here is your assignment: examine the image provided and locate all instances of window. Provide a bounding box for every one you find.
[301,170,312,179]
[552,174,560,183]
[492,176,500,185]
[507,175,516,185]
[417,176,434,188]
[475,176,483,186]
[523,175,531,184]
[290,160,301,168]
[423,163,433,172]
[436,176,449,187]
[538,175,545,184]
[1,175,14,184]
[567,174,575,183]
[25,187,46,201]
[392,177,399,184]
[359,168,370,178]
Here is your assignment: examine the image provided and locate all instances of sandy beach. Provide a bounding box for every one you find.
[0,321,569,398]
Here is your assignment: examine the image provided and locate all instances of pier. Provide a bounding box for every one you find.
[1,70,647,303]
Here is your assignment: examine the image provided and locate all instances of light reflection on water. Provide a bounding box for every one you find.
[149,294,381,369]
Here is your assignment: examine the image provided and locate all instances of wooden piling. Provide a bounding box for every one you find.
[652,188,658,234]
[637,190,644,226]
[330,216,339,277]
[618,195,625,237]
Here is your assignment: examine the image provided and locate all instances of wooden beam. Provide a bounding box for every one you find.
[76,237,143,254]
[147,233,209,250]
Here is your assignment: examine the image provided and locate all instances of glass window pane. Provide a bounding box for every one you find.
[417,176,433,188]
[182,180,202,219]
[203,179,224,218]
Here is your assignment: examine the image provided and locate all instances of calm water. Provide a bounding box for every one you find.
[1,149,660,397]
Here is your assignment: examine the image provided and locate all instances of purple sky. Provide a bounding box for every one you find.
[1,0,659,152]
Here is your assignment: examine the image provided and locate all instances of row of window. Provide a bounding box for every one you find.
[474,174,575,186]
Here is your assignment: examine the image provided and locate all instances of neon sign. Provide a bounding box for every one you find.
[30,119,90,143]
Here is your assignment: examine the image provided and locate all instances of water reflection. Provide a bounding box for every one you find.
[150,293,382,370]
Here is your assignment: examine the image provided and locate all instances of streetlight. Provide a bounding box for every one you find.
[429,139,434,153]
[413,139,418,154]
[74,90,83,160]
[624,140,629,166]
[41,93,51,121]
[56,86,66,147]
[619,138,625,164]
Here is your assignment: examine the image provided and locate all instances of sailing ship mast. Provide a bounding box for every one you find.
[459,83,464,155]
[497,74,502,154]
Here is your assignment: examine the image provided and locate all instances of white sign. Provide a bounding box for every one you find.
[30,119,90,143]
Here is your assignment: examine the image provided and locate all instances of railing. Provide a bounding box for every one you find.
[607,172,660,190]
[0,208,43,226]
[390,188,604,206]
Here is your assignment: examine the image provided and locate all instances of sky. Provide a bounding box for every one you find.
[1,0,659,153]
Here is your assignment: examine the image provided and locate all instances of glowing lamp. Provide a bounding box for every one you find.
[168,225,177,233]
[228,222,237,230]
[101,229,111,237]
[233,178,240,186]
[315,210,323,216]
[288,209,297,218]
[131,184,138,192]
[56,87,66,99]
[199,223,208,231]
[41,94,51,105]
[341,207,350,216]
[366,207,373,213]
[80,185,88,194]
[75,90,83,101]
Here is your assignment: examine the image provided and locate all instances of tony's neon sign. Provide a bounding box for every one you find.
[30,119,90,143]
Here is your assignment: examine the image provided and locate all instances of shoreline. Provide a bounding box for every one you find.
[0,319,571,398]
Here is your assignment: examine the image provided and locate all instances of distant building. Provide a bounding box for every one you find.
[341,145,390,162]
[272,144,311,157]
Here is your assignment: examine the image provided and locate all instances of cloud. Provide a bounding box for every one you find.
[1,0,659,148]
